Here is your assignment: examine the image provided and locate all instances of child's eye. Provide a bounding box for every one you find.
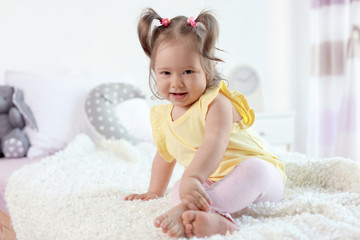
[184,70,193,75]
[161,71,171,75]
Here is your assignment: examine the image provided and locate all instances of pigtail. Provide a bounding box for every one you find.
[138,8,162,58]
[193,11,224,88]
[195,11,223,63]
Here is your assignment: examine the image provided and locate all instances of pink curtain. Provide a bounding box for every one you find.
[308,0,360,159]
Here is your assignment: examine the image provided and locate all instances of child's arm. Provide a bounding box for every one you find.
[180,93,234,211]
[125,151,176,201]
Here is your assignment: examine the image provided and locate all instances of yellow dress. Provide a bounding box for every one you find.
[150,81,286,183]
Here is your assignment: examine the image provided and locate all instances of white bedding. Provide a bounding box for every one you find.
[5,134,360,240]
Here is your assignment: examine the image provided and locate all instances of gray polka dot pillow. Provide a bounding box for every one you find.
[85,82,149,143]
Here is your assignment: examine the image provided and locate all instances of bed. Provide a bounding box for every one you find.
[0,157,43,214]
[1,70,360,240]
[4,134,360,240]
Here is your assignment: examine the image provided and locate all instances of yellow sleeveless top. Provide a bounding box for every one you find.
[150,81,286,183]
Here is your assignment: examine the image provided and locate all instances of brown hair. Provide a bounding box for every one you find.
[138,8,224,98]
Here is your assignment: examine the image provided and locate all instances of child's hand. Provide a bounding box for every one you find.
[124,192,160,201]
[180,177,212,212]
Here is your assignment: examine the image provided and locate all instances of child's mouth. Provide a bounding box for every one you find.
[170,92,187,100]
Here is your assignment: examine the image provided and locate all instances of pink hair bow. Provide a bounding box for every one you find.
[187,16,197,27]
[160,18,170,27]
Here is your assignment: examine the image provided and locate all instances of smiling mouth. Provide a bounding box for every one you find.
[170,92,187,100]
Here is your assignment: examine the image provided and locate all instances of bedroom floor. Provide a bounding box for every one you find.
[0,209,16,240]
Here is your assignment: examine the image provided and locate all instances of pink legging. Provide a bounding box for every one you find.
[172,158,284,218]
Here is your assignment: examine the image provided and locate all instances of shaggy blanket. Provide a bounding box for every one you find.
[5,134,360,240]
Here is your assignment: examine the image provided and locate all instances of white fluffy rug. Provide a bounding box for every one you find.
[5,134,360,240]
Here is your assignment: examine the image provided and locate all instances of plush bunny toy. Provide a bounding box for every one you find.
[0,86,37,158]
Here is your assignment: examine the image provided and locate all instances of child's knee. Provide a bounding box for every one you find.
[235,158,284,191]
[239,158,284,202]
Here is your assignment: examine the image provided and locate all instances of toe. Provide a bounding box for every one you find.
[182,210,196,223]
[154,215,166,228]
[168,227,179,237]
[160,218,173,232]
[184,222,192,232]
[168,224,185,238]
[183,211,196,238]
[184,224,194,238]
[185,231,194,238]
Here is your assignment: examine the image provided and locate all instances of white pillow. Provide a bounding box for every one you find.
[5,70,136,157]
[84,82,153,143]
[115,98,153,143]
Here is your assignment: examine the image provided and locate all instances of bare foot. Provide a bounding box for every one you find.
[154,204,187,238]
[182,210,237,238]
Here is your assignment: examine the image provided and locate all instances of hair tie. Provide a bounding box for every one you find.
[187,16,197,27]
[160,18,170,27]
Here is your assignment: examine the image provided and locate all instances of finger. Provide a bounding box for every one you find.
[144,195,156,201]
[202,191,212,205]
[133,194,145,200]
[191,192,208,211]
[194,193,207,210]
[195,186,212,205]
[190,193,206,211]
[186,201,199,211]
[182,197,200,211]
[197,195,211,212]
[124,194,134,201]
[196,191,212,212]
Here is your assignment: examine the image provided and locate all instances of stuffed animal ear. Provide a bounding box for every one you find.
[12,88,38,130]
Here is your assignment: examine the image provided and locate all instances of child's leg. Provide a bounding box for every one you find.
[205,157,284,214]
[182,158,284,237]
[172,158,284,212]
[161,158,284,238]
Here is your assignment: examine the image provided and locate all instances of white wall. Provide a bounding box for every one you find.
[288,1,311,153]
[266,0,291,112]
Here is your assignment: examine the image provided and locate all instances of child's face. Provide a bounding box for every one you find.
[154,39,207,109]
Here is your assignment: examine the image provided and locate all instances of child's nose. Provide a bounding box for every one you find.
[171,76,184,88]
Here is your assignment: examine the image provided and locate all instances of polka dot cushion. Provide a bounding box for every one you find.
[85,82,146,142]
